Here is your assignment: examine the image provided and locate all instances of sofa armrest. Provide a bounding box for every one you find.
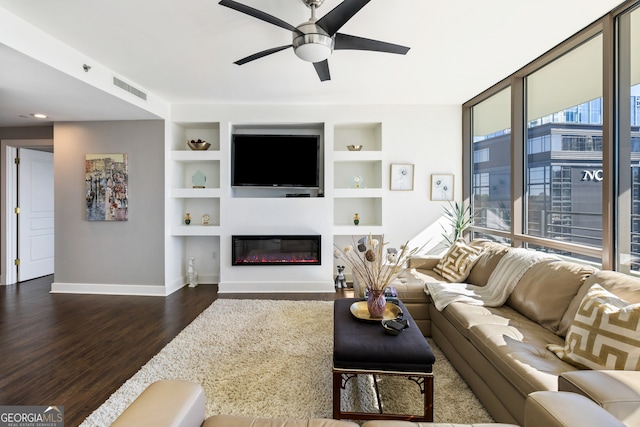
[559,370,640,426]
[525,391,626,427]
[111,380,205,427]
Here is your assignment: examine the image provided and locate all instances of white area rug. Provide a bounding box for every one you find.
[81,299,492,426]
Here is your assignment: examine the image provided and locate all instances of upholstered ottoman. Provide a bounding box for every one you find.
[333,298,436,421]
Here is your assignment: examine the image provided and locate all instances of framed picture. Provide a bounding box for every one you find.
[431,174,454,201]
[390,164,414,191]
[86,153,128,221]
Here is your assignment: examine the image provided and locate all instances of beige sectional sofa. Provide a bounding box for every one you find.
[111,379,626,427]
[354,239,640,426]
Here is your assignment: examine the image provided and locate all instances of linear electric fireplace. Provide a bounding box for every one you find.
[232,235,321,266]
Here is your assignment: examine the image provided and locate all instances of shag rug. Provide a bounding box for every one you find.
[81,299,493,426]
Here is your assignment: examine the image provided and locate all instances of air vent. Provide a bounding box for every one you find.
[113,77,147,101]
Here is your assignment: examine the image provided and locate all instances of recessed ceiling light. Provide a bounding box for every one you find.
[31,113,49,119]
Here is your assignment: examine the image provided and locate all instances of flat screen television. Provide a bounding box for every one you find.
[231,134,320,188]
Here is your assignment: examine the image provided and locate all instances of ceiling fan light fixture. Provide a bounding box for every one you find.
[292,22,334,63]
[294,40,333,62]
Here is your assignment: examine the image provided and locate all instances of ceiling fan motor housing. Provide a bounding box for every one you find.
[292,21,335,62]
[301,0,325,8]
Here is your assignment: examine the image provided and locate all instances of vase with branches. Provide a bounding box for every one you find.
[334,235,420,317]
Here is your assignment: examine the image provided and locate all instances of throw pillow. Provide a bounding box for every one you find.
[547,284,640,370]
[433,239,483,282]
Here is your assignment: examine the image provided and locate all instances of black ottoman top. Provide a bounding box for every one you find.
[333,298,435,373]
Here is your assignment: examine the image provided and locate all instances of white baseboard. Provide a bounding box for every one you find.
[218,280,334,293]
[51,282,174,296]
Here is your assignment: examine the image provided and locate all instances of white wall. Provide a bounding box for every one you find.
[52,120,167,295]
[0,133,54,285]
[170,104,462,292]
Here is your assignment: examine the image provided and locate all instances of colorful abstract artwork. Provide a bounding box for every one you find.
[85,153,128,221]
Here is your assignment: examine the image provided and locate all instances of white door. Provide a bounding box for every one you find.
[18,148,54,281]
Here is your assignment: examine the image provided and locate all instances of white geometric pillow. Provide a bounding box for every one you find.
[433,239,483,283]
[548,284,640,370]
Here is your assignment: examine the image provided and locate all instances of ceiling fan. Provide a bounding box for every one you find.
[218,0,410,81]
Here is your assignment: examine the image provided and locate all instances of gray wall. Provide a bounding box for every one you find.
[54,121,165,286]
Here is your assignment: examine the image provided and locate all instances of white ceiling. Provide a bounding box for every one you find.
[0,0,627,128]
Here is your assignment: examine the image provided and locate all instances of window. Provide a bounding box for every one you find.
[471,87,511,232]
[617,4,640,274]
[464,1,640,271]
[524,34,603,262]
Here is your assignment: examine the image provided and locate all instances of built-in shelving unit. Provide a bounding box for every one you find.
[331,123,385,282]
[332,122,383,232]
[166,119,390,291]
[170,123,222,285]
[171,125,221,236]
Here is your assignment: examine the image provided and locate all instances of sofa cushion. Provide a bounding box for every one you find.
[442,302,521,340]
[506,260,596,335]
[433,239,483,282]
[468,318,575,396]
[559,370,640,426]
[440,299,579,399]
[466,242,510,287]
[548,284,640,370]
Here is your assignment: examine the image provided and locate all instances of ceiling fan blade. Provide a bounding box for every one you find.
[234,45,293,65]
[219,0,302,35]
[315,0,370,36]
[313,60,331,81]
[334,33,410,55]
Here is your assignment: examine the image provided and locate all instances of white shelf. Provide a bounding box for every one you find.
[334,123,382,152]
[332,122,384,229]
[171,188,221,198]
[171,151,221,161]
[333,188,383,198]
[171,225,221,236]
[333,225,384,235]
[333,151,382,161]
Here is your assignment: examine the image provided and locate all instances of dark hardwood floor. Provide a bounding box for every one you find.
[0,275,352,427]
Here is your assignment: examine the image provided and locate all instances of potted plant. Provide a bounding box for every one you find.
[441,201,474,246]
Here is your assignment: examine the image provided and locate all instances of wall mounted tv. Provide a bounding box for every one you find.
[231,134,321,188]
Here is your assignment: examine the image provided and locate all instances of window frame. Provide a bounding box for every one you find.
[461,2,640,269]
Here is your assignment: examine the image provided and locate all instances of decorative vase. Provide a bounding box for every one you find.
[353,213,360,226]
[367,288,386,318]
[187,256,199,288]
[185,213,191,225]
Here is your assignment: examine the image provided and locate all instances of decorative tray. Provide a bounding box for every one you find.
[349,301,403,322]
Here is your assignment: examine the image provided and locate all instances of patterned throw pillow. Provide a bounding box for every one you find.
[548,284,640,370]
[433,239,483,282]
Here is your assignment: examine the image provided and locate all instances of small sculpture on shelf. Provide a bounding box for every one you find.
[187,256,199,288]
[353,213,360,226]
[334,265,347,289]
[192,170,206,188]
[201,213,210,225]
[187,139,211,151]
[184,213,191,225]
